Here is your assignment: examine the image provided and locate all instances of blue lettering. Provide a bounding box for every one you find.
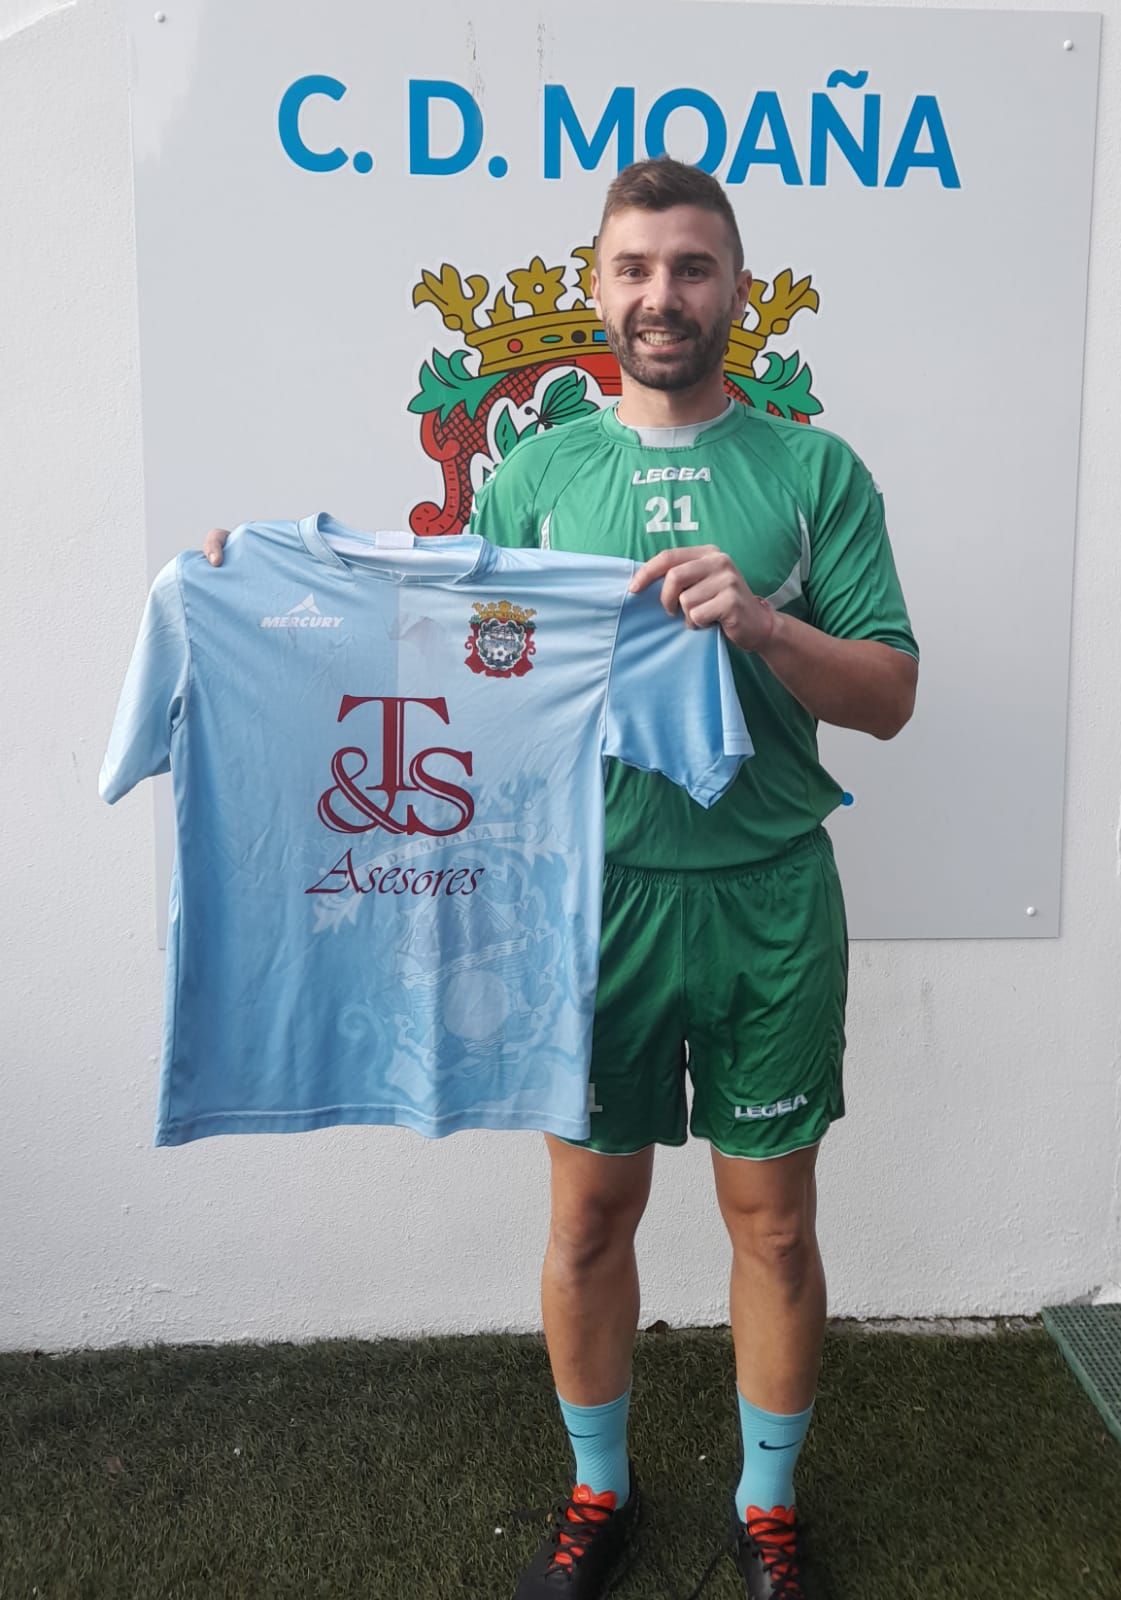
[644,88,727,174]
[726,92,803,186]
[543,85,635,179]
[277,75,347,173]
[825,68,870,91]
[810,89,880,186]
[885,95,961,188]
[409,80,484,177]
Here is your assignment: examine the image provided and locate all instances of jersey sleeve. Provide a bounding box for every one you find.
[603,583,753,808]
[99,557,191,804]
[465,436,544,549]
[804,443,919,658]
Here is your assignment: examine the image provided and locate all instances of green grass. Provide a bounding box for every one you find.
[2,1323,1119,1598]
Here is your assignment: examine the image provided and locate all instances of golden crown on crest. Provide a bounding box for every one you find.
[472,599,537,627]
[413,246,819,381]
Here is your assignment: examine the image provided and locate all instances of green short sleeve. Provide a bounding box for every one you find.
[804,443,919,659]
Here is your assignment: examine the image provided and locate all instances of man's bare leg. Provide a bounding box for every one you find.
[541,1134,655,1404]
[712,1142,825,1410]
[513,1141,653,1594]
[713,1142,825,1591]
[712,1140,825,1537]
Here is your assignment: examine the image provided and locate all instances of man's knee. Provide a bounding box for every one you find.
[549,1185,648,1272]
[545,1144,652,1274]
[731,1215,816,1277]
[713,1145,820,1279]
[719,1180,819,1280]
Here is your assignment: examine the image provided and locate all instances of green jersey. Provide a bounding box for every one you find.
[469,401,917,870]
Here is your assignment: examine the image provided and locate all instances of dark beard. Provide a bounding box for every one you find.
[602,303,735,392]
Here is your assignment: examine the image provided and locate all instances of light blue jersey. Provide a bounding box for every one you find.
[100,516,752,1145]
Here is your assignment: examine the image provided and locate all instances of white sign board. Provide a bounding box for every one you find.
[126,0,1100,937]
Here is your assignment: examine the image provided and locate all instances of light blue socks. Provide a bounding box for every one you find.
[556,1389,632,1503]
[555,1385,809,1516]
[734,1391,814,1520]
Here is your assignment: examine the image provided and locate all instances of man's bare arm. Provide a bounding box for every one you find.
[753,612,916,740]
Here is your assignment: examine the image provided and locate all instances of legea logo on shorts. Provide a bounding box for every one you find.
[734,1093,808,1121]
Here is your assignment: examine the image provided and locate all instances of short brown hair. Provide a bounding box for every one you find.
[598,157,744,273]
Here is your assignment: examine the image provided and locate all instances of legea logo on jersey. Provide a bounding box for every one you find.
[260,593,344,629]
[407,247,823,536]
[465,599,536,677]
[631,467,713,485]
[317,695,474,838]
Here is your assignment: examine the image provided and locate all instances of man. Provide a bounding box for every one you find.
[203,158,917,1599]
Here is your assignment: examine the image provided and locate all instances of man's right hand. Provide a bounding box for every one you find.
[203,528,230,566]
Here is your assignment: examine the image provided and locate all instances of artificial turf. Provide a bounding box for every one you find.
[1,1322,1118,1598]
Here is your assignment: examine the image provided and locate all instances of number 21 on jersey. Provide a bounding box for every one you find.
[645,495,700,535]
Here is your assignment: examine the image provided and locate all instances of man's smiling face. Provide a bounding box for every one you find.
[591,204,751,393]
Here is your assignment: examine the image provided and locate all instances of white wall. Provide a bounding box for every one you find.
[2,0,1118,1351]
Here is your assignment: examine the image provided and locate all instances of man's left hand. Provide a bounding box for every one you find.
[629,545,776,653]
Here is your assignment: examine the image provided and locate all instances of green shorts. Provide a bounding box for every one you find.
[574,827,848,1160]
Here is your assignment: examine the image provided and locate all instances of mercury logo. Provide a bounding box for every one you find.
[734,1093,809,1120]
[260,593,344,629]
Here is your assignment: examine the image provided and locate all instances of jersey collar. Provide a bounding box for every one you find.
[297,513,497,585]
[600,398,742,450]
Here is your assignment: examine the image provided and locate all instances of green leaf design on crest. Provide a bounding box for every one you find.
[535,370,598,429]
[488,370,600,463]
[493,406,524,460]
[407,348,503,423]
[733,352,823,419]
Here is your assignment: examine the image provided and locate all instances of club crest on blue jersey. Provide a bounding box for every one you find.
[465,599,536,678]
